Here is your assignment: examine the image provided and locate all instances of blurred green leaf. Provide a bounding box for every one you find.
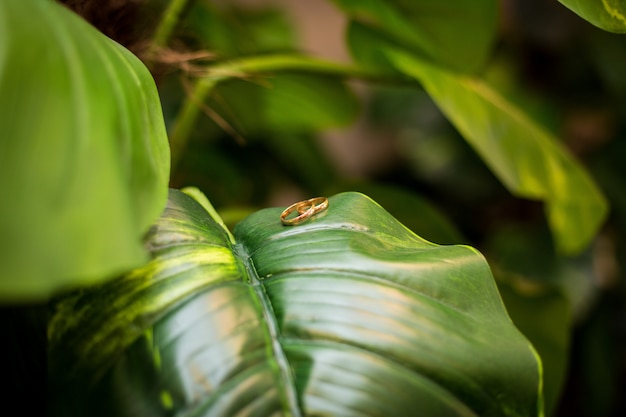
[183,2,297,56]
[173,140,254,205]
[484,224,558,283]
[559,0,626,33]
[210,73,359,134]
[585,28,626,96]
[0,0,170,301]
[262,132,337,192]
[577,299,623,416]
[483,221,593,415]
[334,0,498,72]
[49,189,542,416]
[496,277,571,417]
[168,53,374,171]
[385,48,608,255]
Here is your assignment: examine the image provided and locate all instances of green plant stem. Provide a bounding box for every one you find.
[146,0,191,62]
[169,54,412,171]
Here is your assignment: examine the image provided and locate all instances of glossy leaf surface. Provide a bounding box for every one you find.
[0,0,170,300]
[332,0,498,72]
[384,48,607,255]
[49,190,542,416]
[559,0,626,32]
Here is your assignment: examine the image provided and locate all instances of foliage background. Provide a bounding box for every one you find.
[116,2,626,414]
[164,1,626,415]
[2,0,625,415]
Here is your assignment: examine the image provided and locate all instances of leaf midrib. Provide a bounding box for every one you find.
[234,243,303,417]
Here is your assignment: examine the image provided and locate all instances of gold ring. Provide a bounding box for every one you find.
[280,197,329,226]
[296,197,329,215]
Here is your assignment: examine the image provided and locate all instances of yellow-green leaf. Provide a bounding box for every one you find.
[559,0,626,32]
[0,0,170,301]
[386,49,608,255]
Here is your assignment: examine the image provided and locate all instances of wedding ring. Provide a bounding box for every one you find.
[280,197,329,226]
[296,197,328,215]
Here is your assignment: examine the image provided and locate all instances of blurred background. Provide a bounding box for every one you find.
[63,0,626,415]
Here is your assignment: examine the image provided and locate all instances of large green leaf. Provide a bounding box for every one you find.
[49,189,542,417]
[559,0,626,32]
[383,49,608,255]
[331,0,498,72]
[0,0,170,300]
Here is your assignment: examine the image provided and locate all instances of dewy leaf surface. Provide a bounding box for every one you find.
[385,49,608,255]
[0,0,170,300]
[559,0,626,33]
[48,190,542,417]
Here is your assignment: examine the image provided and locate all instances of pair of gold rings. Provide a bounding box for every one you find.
[280,197,329,226]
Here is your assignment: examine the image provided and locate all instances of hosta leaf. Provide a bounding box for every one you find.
[332,0,498,72]
[384,48,607,255]
[559,0,626,33]
[0,0,170,300]
[48,190,542,417]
